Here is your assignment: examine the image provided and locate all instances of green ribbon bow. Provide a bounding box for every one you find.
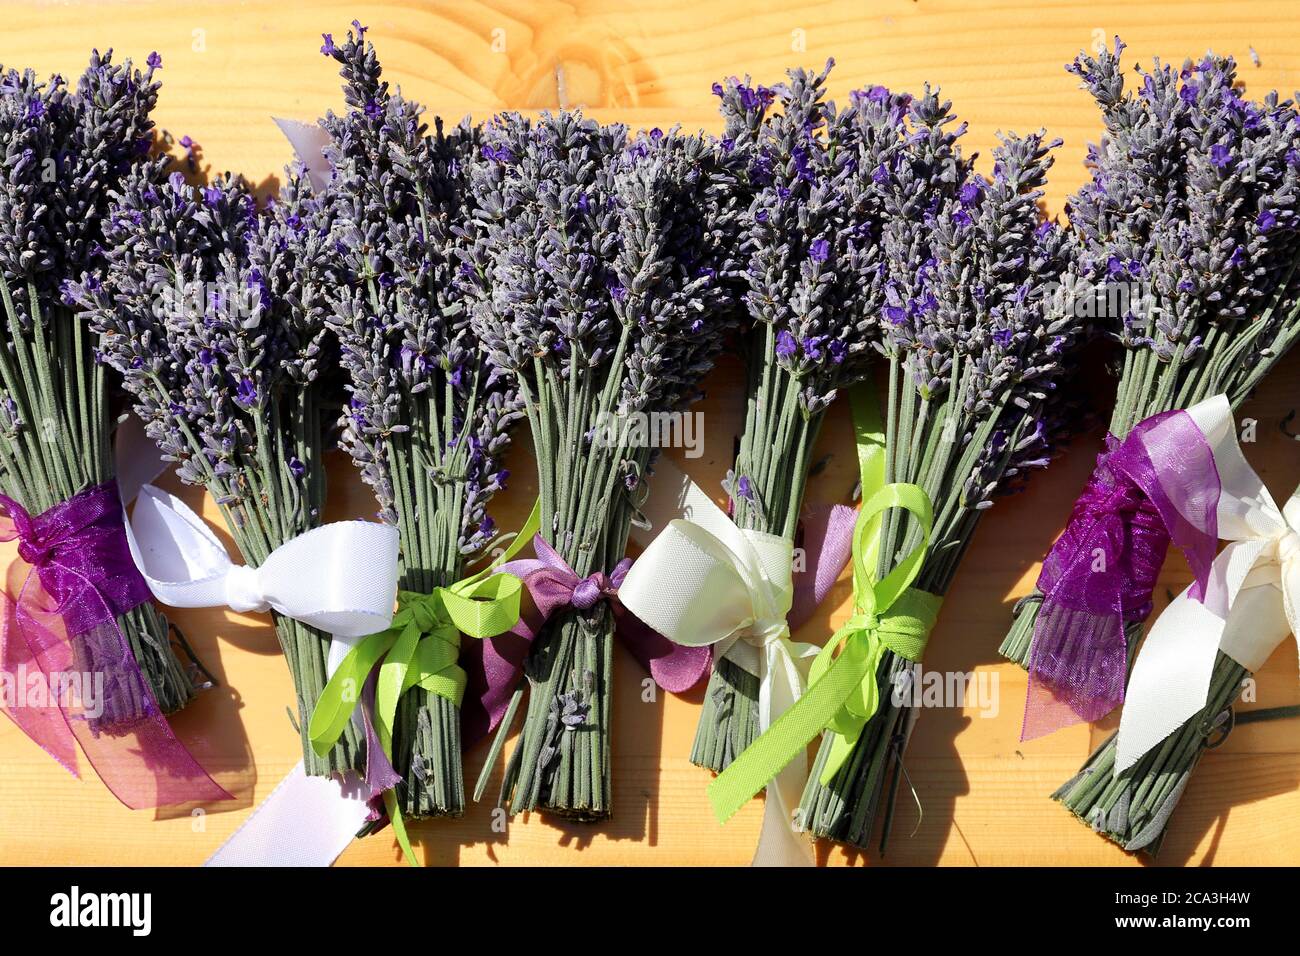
[307,500,541,865]
[708,384,942,824]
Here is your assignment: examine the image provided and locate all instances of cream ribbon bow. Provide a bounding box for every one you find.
[1116,448,1299,771]
[126,484,400,668]
[620,459,818,867]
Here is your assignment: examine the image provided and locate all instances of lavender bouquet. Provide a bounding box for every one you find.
[467,113,742,820]
[1001,41,1300,670]
[1011,42,1300,854]
[67,162,362,777]
[0,52,196,729]
[319,29,521,818]
[799,129,1085,850]
[692,67,972,773]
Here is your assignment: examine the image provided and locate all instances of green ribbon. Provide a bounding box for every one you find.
[707,383,942,824]
[307,499,541,865]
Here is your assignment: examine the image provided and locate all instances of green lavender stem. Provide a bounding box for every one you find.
[0,288,195,727]
[273,612,362,777]
[797,350,1013,851]
[494,348,644,821]
[1053,652,1247,855]
[185,379,363,778]
[692,330,824,773]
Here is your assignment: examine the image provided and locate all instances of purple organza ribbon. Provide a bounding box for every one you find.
[460,502,859,747]
[0,482,229,808]
[1022,409,1221,740]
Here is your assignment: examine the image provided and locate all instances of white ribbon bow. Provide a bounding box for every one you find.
[126,484,400,668]
[1116,410,1299,771]
[273,117,332,193]
[620,459,817,867]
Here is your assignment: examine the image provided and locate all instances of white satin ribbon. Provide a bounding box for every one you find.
[122,480,401,868]
[210,118,400,867]
[205,762,373,867]
[273,117,332,193]
[126,483,399,667]
[1116,407,1299,771]
[622,459,817,866]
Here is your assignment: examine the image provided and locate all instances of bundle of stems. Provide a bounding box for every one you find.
[1000,40,1300,670]
[1045,279,1300,852]
[800,130,1083,850]
[320,26,520,816]
[693,66,974,772]
[0,290,191,725]
[69,164,361,777]
[1052,651,1247,854]
[0,52,194,727]
[691,330,822,770]
[468,113,742,820]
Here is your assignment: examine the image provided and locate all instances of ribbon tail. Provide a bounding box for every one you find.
[0,570,79,776]
[206,763,371,866]
[13,562,230,808]
[1115,584,1225,771]
[788,503,856,631]
[1021,553,1128,741]
[747,640,814,866]
[384,786,419,867]
[459,628,534,749]
[615,607,711,693]
[360,672,402,796]
[752,766,814,866]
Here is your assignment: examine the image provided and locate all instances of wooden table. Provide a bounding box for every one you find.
[1,0,1297,866]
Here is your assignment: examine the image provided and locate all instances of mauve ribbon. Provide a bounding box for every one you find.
[789,502,857,628]
[460,502,859,747]
[460,534,710,745]
[1022,409,1220,740]
[0,482,229,808]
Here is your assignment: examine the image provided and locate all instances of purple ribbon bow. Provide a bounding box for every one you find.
[1022,409,1221,740]
[0,482,229,808]
[459,533,711,746]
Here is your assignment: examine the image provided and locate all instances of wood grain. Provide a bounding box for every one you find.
[0,0,1297,866]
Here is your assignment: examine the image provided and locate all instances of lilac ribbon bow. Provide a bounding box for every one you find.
[0,482,229,808]
[1022,409,1221,740]
[460,533,709,745]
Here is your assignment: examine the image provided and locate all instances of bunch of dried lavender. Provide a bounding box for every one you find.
[319,27,521,817]
[1001,40,1300,668]
[993,42,1300,854]
[691,66,968,773]
[799,129,1086,850]
[66,163,361,777]
[467,113,743,820]
[0,51,196,728]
